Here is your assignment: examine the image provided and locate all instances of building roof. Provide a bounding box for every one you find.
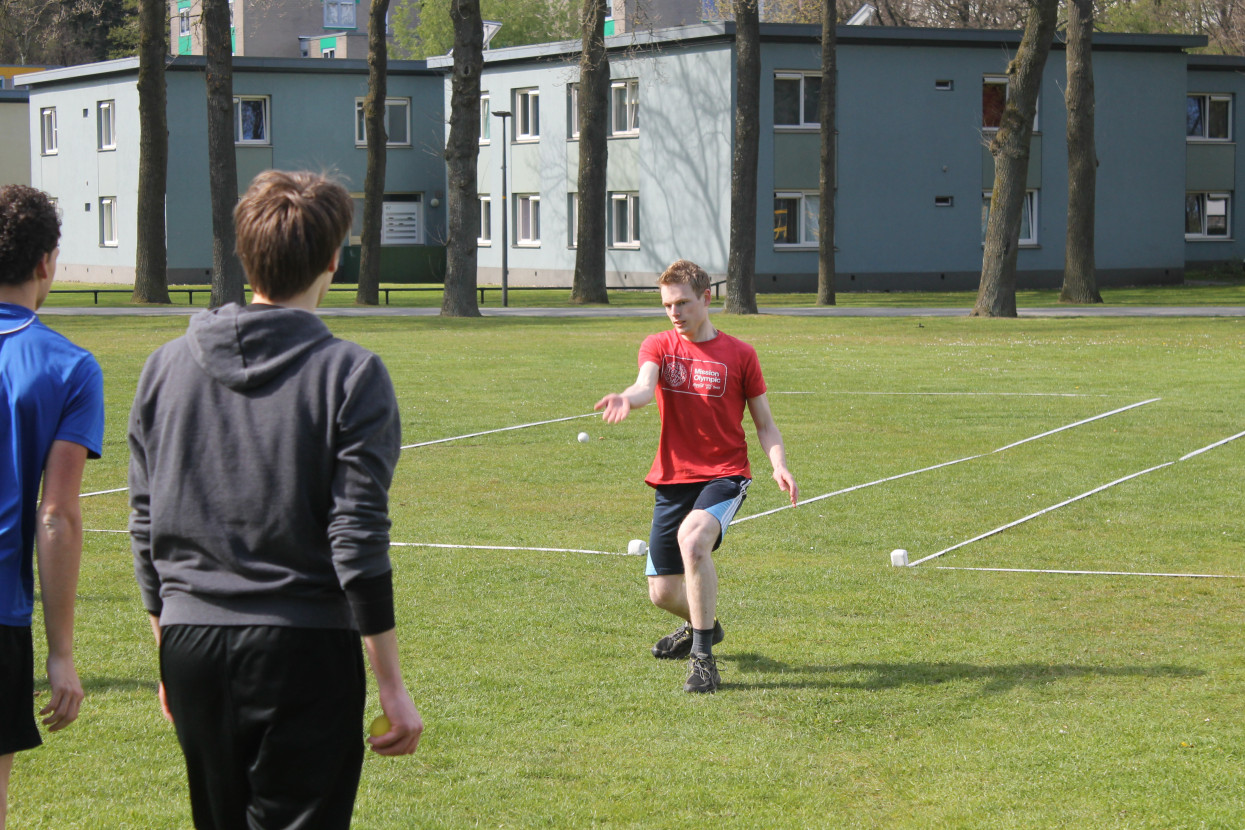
[0,90,30,102]
[1187,53,1245,71]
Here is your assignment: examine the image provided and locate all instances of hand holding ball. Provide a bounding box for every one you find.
[369,714,391,738]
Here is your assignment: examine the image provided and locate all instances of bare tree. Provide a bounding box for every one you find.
[357,0,393,306]
[441,0,484,317]
[973,0,1057,318]
[726,0,760,314]
[817,0,836,306]
[203,0,244,308]
[570,0,610,304]
[133,0,169,304]
[1060,0,1102,303]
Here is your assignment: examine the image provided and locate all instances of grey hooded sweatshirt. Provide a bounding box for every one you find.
[129,303,400,635]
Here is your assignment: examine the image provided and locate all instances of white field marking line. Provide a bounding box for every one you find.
[935,567,1243,579]
[821,391,1111,397]
[733,398,1160,525]
[84,529,128,534]
[906,462,1175,567]
[400,412,598,450]
[390,542,638,557]
[81,486,129,498]
[908,428,1245,568]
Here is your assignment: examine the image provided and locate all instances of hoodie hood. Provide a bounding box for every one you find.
[186,303,332,391]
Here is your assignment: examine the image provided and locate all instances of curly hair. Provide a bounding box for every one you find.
[0,185,60,287]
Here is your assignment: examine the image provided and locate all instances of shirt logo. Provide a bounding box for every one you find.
[661,355,727,398]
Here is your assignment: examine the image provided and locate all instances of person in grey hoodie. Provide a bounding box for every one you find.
[129,170,421,830]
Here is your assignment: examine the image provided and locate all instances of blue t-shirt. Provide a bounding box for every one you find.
[1,303,104,627]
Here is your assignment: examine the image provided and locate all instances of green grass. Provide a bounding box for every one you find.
[12,313,1245,828]
[39,271,1245,309]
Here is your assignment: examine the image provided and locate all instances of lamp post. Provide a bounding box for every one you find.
[493,109,512,308]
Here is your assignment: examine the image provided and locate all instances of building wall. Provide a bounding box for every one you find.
[171,0,382,59]
[1185,64,1245,269]
[0,96,30,187]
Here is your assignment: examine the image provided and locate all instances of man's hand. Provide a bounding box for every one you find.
[40,653,83,731]
[773,467,798,506]
[594,393,632,424]
[367,684,423,756]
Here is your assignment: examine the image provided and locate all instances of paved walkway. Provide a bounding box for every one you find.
[37,305,1245,318]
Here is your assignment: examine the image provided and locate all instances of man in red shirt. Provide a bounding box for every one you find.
[596,260,797,693]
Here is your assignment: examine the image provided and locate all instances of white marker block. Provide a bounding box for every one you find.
[628,539,648,557]
[890,549,909,567]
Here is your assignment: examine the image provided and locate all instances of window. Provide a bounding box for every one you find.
[480,94,490,143]
[516,88,539,140]
[773,192,819,246]
[233,96,269,144]
[322,47,336,58]
[935,79,954,91]
[1187,94,1231,140]
[97,100,116,150]
[381,196,422,245]
[610,79,639,135]
[1186,192,1231,239]
[568,193,578,246]
[478,195,491,245]
[324,0,355,28]
[355,98,410,146]
[516,195,540,244]
[610,192,639,247]
[982,190,1038,246]
[568,83,579,139]
[773,72,821,127]
[40,107,57,155]
[179,9,190,35]
[983,75,1039,132]
[99,197,118,247]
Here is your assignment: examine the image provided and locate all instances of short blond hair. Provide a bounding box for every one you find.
[234,170,353,300]
[658,259,710,296]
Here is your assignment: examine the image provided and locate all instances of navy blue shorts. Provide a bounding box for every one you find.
[0,624,42,756]
[646,476,750,576]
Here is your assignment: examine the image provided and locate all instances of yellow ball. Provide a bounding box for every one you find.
[369,715,391,738]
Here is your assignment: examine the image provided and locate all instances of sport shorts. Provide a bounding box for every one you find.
[646,476,751,577]
[0,624,42,755]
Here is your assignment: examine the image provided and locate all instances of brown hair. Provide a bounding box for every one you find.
[233,170,353,300]
[657,259,710,296]
[0,185,60,286]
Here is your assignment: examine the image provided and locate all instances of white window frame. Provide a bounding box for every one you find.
[773,72,821,129]
[179,8,190,35]
[233,95,270,145]
[324,0,356,28]
[40,107,57,155]
[97,100,116,151]
[1185,191,1232,240]
[610,78,639,136]
[516,194,540,245]
[773,191,819,248]
[610,192,640,248]
[981,189,1039,246]
[355,97,411,147]
[322,47,336,58]
[515,88,539,141]
[568,83,579,140]
[983,74,1039,133]
[478,195,492,245]
[1187,93,1232,141]
[479,93,490,143]
[381,196,422,245]
[568,193,578,247]
[99,197,118,247]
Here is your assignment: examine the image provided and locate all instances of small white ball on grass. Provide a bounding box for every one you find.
[577,432,590,443]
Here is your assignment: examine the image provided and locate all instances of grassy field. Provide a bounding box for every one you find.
[39,271,1245,310]
[11,312,1245,828]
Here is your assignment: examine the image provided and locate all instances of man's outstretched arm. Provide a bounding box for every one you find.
[747,394,798,505]
[595,362,660,424]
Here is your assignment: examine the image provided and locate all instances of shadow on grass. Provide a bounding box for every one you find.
[724,653,1203,695]
[33,677,154,694]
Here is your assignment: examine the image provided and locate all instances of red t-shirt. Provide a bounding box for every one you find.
[638,328,767,486]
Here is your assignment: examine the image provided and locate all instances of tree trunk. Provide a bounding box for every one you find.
[726,0,759,315]
[441,0,484,317]
[973,0,1057,318]
[1061,0,1102,304]
[357,0,391,306]
[816,1,836,306]
[570,0,610,304]
[203,0,244,308]
[133,0,169,304]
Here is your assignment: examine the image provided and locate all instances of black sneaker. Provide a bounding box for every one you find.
[684,652,720,694]
[651,620,724,660]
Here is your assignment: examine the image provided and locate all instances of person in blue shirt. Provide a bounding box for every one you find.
[0,185,104,830]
